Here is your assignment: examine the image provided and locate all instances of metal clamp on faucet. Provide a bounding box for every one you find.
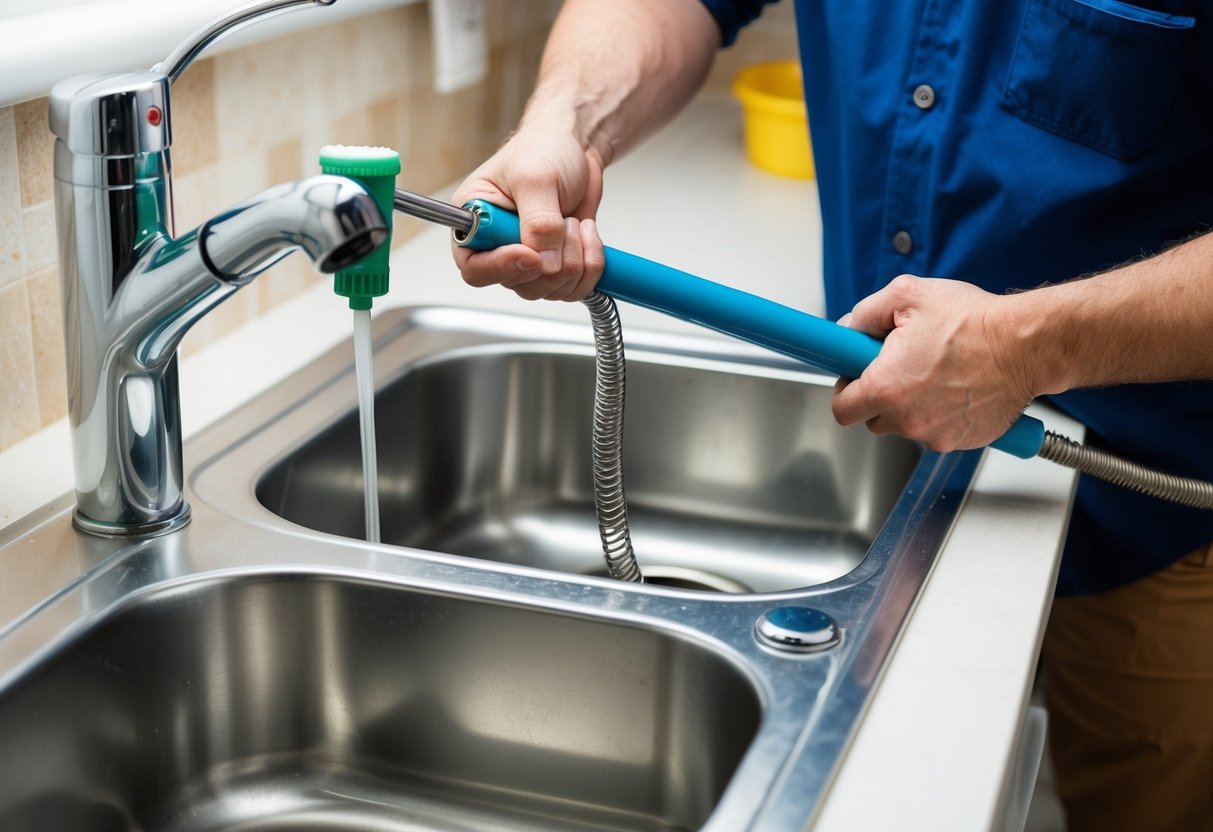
[51,0,386,538]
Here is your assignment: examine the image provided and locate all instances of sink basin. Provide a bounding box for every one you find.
[253,319,921,592]
[0,571,758,831]
[0,306,981,830]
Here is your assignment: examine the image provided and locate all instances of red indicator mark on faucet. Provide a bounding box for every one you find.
[146,106,162,127]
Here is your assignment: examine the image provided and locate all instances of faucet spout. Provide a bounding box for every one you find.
[134,175,384,370]
[201,175,385,284]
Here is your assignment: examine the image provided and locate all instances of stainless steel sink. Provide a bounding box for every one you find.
[253,334,921,592]
[0,570,758,831]
[0,306,982,830]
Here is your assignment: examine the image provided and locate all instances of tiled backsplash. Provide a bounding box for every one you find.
[0,1,796,454]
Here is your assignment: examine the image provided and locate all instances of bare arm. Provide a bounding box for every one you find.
[1009,230,1213,390]
[831,231,1213,451]
[532,0,721,169]
[452,0,721,301]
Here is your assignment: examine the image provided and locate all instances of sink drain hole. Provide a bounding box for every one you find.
[591,565,752,594]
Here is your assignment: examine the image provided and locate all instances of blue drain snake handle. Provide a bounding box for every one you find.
[459,199,1044,459]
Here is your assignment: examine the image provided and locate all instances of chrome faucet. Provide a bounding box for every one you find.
[50,0,386,537]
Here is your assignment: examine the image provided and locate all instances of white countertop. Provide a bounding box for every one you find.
[0,94,1077,830]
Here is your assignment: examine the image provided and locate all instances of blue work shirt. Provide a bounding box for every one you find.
[703,0,1213,595]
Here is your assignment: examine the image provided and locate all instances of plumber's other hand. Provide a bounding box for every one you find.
[451,122,606,302]
[831,275,1037,452]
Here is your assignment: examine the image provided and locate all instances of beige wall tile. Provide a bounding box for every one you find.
[484,0,518,49]
[368,96,400,152]
[206,279,262,341]
[322,107,375,153]
[285,22,356,125]
[26,265,66,427]
[0,109,23,288]
[266,137,303,187]
[0,281,39,449]
[172,152,271,237]
[399,88,447,196]
[485,0,560,47]
[348,7,424,106]
[179,313,216,358]
[477,26,545,143]
[479,45,508,135]
[447,83,494,175]
[214,29,316,158]
[213,8,413,159]
[179,283,266,356]
[255,256,318,313]
[14,99,53,209]
[21,201,55,274]
[170,165,223,237]
[297,112,334,178]
[217,150,272,207]
[518,1,561,34]
[401,3,436,88]
[171,58,220,177]
[485,43,525,141]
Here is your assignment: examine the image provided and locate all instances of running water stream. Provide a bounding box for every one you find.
[352,309,380,543]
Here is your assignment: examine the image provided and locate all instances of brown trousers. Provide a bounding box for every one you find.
[1042,542,1213,832]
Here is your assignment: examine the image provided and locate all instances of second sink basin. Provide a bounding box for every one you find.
[0,570,759,831]
[253,313,921,592]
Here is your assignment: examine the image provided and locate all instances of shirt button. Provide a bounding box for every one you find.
[913,84,936,110]
[893,230,913,254]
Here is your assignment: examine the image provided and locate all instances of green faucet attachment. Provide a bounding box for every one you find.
[319,145,400,310]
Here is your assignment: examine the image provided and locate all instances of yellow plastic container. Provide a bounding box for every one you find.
[732,60,814,180]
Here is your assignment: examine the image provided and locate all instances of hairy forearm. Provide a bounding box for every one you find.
[1001,230,1213,395]
[521,0,720,168]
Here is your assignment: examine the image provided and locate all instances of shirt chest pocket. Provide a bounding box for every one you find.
[1002,0,1195,159]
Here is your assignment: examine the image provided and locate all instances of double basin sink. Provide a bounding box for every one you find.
[0,306,980,830]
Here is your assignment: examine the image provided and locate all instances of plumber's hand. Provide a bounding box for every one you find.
[451,122,606,301]
[831,275,1037,452]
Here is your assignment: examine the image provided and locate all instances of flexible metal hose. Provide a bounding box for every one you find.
[582,291,643,582]
[1038,431,1213,510]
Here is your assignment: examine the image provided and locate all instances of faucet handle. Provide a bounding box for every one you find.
[49,71,170,157]
[155,0,336,83]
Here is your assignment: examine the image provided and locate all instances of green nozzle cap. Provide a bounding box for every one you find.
[320,145,400,310]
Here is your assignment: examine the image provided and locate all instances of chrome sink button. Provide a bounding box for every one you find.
[756,606,841,653]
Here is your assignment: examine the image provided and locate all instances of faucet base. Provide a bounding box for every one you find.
[72,503,192,539]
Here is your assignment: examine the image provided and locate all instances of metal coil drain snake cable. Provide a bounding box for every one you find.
[582,291,643,582]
